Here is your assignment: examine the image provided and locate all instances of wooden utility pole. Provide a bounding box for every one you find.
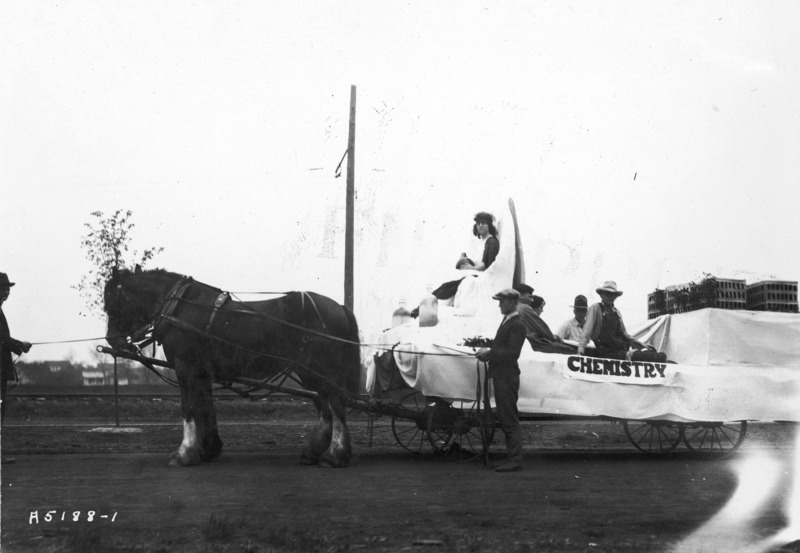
[344,85,356,310]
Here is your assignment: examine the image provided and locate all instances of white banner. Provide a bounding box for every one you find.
[561,355,676,386]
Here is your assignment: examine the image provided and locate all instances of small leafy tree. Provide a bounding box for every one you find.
[74,210,163,317]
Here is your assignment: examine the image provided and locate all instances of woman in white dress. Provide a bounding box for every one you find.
[432,212,500,301]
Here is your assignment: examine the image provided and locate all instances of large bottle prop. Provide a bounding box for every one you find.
[391,299,412,328]
[419,288,439,327]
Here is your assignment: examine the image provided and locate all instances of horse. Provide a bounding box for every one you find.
[103,266,361,468]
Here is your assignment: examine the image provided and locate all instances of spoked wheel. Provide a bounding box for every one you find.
[427,399,492,462]
[683,421,747,456]
[391,415,429,454]
[389,390,430,454]
[623,420,684,454]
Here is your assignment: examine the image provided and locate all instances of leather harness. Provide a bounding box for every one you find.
[149,278,327,345]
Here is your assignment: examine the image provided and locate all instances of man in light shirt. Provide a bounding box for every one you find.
[557,294,588,343]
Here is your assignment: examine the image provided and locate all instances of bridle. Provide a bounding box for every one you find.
[108,275,194,351]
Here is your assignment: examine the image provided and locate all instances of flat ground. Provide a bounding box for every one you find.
[2,395,800,553]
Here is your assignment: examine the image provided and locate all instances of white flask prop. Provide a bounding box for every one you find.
[391,299,412,328]
[419,291,439,327]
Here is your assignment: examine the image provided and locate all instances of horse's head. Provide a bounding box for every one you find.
[103,265,162,349]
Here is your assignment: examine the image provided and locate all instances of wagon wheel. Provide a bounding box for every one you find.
[389,390,430,454]
[623,420,684,454]
[683,421,747,456]
[391,415,429,454]
[427,399,493,462]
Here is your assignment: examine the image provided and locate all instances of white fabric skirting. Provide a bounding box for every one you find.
[369,321,800,423]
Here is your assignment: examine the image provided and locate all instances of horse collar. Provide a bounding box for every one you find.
[152,276,194,342]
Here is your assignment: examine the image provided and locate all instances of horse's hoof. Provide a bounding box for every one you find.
[300,453,320,465]
[318,454,350,468]
[170,448,202,467]
[168,454,186,468]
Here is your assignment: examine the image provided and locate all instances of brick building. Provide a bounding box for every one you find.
[648,276,796,319]
[746,280,799,313]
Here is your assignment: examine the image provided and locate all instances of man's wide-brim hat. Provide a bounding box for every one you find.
[570,295,588,309]
[596,281,623,296]
[0,272,15,287]
[492,288,520,301]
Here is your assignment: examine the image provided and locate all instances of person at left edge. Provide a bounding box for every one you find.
[1,272,32,465]
[476,288,526,473]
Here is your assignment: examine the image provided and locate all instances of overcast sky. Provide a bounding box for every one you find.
[2,1,799,365]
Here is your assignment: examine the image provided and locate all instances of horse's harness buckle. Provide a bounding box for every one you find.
[205,292,230,335]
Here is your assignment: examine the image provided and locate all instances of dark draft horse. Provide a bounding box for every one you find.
[104,267,361,468]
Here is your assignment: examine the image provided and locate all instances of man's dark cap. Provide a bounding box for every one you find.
[0,273,15,287]
[492,288,520,301]
[570,295,588,310]
[513,283,534,295]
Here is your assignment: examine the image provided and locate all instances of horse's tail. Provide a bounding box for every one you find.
[342,305,362,396]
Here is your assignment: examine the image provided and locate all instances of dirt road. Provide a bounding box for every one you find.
[3,415,800,553]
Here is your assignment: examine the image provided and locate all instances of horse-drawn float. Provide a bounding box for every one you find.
[366,306,800,461]
[363,198,800,460]
[99,198,800,466]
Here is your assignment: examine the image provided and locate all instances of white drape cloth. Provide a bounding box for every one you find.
[366,308,800,422]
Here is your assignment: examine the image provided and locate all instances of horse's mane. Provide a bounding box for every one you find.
[116,267,175,277]
[107,268,179,294]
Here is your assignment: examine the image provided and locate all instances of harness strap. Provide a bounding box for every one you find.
[300,291,328,330]
[205,292,230,334]
[157,313,353,399]
[153,276,194,342]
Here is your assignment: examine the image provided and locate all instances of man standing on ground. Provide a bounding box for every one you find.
[1,272,32,465]
[476,288,526,473]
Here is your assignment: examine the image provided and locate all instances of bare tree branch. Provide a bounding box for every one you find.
[73,210,164,318]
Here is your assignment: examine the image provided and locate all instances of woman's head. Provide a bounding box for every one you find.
[472,212,497,237]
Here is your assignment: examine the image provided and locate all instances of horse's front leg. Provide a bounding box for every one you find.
[300,397,332,465]
[318,394,352,468]
[169,358,223,467]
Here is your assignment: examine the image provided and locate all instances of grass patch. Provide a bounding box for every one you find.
[204,513,238,541]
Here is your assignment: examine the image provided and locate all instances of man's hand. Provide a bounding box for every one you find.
[476,348,491,362]
[21,342,32,353]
